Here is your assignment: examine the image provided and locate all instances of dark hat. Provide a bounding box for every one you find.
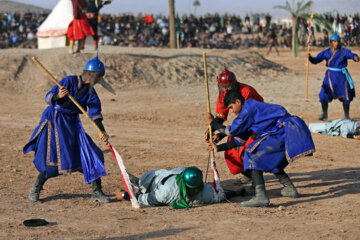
[23,218,49,227]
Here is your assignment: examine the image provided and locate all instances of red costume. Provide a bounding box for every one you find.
[67,0,94,41]
[215,68,264,174]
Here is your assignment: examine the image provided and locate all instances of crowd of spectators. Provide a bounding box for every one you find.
[1,10,360,50]
[0,11,48,48]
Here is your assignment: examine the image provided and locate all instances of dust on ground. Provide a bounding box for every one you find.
[0,45,359,240]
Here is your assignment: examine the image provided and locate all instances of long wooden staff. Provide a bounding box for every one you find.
[203,53,215,160]
[305,12,314,100]
[32,57,140,208]
[203,53,224,199]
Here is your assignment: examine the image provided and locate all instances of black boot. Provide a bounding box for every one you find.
[91,178,110,203]
[28,173,47,202]
[318,102,328,121]
[274,171,299,198]
[343,103,350,119]
[127,173,139,188]
[239,169,253,184]
[241,170,269,207]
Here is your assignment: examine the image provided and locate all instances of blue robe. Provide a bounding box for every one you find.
[311,47,358,104]
[224,99,315,173]
[23,75,106,184]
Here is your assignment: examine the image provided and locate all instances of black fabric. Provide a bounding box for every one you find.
[217,140,238,152]
[51,93,60,105]
[94,118,105,132]
[210,119,226,133]
[309,55,316,64]
[213,117,224,125]
[346,133,354,138]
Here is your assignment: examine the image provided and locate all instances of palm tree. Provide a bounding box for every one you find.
[193,0,200,16]
[275,0,331,57]
[168,0,176,48]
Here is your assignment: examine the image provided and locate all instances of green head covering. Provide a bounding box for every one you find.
[171,167,203,209]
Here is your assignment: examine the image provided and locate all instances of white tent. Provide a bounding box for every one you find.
[36,0,73,49]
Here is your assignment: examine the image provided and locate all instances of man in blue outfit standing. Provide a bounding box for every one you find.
[308,33,359,120]
[24,54,111,203]
[207,90,316,207]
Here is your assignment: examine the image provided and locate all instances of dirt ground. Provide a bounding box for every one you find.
[0,44,359,240]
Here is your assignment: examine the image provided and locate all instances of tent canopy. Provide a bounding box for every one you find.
[37,0,73,38]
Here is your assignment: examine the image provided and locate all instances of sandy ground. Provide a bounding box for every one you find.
[0,45,359,240]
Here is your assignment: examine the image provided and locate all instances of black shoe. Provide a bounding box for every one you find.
[122,191,130,201]
[28,173,47,202]
[317,113,328,121]
[318,102,328,121]
[91,178,110,203]
[275,171,299,198]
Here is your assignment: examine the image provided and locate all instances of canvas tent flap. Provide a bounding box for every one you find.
[37,0,73,37]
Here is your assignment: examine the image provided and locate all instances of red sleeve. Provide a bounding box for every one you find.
[215,95,229,121]
[239,83,264,102]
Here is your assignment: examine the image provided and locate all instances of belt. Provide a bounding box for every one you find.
[86,12,97,19]
[259,117,289,138]
[328,67,354,89]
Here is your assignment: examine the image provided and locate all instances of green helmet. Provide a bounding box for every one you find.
[183,167,203,189]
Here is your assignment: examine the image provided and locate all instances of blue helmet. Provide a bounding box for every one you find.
[183,167,203,189]
[330,33,340,41]
[84,51,105,76]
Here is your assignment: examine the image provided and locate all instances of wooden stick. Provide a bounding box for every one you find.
[203,52,215,160]
[32,57,105,139]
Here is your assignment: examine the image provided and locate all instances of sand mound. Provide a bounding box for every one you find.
[0,47,288,91]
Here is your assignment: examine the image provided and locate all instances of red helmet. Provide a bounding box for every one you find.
[217,67,237,86]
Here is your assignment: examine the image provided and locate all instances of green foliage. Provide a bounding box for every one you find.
[274,0,330,57]
[193,0,200,7]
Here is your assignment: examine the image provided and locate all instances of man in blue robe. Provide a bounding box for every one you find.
[24,54,111,203]
[207,90,316,207]
[308,33,359,120]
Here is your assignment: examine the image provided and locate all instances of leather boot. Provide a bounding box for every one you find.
[91,178,110,203]
[318,102,328,121]
[28,173,47,202]
[239,169,253,184]
[343,103,350,119]
[241,170,269,207]
[275,171,299,198]
[127,173,139,188]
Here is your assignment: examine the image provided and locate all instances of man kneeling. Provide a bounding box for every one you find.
[207,90,316,207]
